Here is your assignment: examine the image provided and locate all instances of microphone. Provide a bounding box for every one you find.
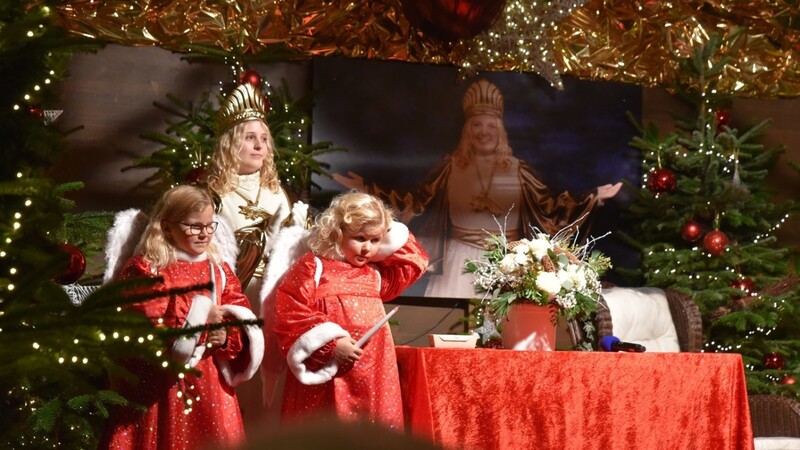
[600,336,646,353]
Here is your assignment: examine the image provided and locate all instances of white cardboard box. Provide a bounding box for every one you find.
[428,334,479,348]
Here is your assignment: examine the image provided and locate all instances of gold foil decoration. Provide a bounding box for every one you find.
[47,0,800,98]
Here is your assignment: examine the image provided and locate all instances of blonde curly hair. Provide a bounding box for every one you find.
[136,185,221,270]
[206,120,281,195]
[308,191,394,260]
[451,114,513,171]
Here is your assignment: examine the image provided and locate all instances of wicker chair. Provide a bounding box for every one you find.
[750,394,800,438]
[568,286,703,352]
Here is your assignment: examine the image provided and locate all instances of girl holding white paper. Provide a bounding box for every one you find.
[271,191,428,431]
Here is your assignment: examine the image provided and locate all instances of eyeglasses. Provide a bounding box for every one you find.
[171,221,218,235]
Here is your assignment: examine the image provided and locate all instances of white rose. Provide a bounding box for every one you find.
[513,246,529,265]
[499,254,518,274]
[527,238,551,260]
[536,272,562,295]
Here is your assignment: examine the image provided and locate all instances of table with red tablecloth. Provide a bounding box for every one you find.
[396,347,753,450]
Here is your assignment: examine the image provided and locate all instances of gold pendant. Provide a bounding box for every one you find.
[239,204,274,223]
[470,193,503,215]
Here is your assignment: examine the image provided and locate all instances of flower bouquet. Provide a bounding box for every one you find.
[466,228,611,349]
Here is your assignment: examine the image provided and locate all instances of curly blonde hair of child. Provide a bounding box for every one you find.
[451,114,513,171]
[206,120,281,195]
[308,191,394,260]
[136,185,221,271]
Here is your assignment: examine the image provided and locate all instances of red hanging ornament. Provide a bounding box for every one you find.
[239,69,262,88]
[681,220,703,242]
[28,106,45,119]
[184,166,207,185]
[763,352,786,370]
[402,0,507,41]
[703,230,729,255]
[715,109,731,129]
[731,278,756,296]
[54,242,86,285]
[647,167,677,194]
[781,375,796,385]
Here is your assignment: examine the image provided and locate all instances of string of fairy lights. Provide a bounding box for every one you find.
[459,0,590,89]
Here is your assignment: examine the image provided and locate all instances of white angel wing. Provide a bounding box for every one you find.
[259,224,311,407]
[213,214,239,273]
[103,209,149,284]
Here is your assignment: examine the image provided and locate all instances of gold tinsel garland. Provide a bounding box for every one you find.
[47,0,800,98]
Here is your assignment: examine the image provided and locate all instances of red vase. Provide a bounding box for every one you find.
[501,303,556,351]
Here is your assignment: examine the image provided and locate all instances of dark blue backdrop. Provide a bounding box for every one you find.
[310,56,642,293]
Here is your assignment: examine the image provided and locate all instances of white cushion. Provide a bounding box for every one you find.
[600,287,681,352]
[754,437,800,450]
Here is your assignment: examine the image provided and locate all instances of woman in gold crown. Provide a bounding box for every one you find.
[206,81,307,429]
[207,82,307,308]
[334,79,621,298]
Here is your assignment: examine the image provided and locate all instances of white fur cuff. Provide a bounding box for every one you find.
[287,322,350,385]
[171,295,212,366]
[215,304,264,387]
[371,221,409,262]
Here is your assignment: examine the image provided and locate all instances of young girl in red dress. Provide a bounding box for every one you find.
[271,191,429,431]
[102,185,263,450]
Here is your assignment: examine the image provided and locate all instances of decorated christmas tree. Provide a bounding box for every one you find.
[0,2,201,448]
[624,34,800,398]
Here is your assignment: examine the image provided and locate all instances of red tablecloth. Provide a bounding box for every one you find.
[396,347,753,450]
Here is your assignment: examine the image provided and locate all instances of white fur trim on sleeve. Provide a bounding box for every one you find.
[171,294,212,367]
[215,304,264,387]
[213,215,239,274]
[371,221,409,262]
[287,322,350,385]
[103,209,149,284]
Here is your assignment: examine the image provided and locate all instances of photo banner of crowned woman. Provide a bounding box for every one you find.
[311,57,641,298]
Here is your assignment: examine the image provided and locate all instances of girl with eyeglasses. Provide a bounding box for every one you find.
[101,185,263,450]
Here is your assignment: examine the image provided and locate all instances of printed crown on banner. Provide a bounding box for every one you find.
[463,79,504,119]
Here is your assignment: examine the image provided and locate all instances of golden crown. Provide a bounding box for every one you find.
[216,83,269,135]
[462,79,504,119]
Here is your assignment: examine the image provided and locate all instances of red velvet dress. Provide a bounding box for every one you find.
[274,234,428,431]
[102,253,252,450]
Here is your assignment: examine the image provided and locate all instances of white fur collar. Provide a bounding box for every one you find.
[175,250,208,263]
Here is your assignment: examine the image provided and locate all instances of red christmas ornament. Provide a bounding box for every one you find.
[731,278,756,295]
[715,109,731,129]
[54,242,86,285]
[184,166,207,184]
[28,106,44,118]
[647,167,677,194]
[763,352,786,370]
[681,220,703,242]
[239,69,262,88]
[402,0,507,41]
[781,375,797,385]
[703,230,729,255]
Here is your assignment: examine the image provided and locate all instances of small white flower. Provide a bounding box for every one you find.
[499,254,518,274]
[512,246,529,265]
[527,238,551,260]
[536,272,562,295]
[556,292,578,310]
[558,264,587,291]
